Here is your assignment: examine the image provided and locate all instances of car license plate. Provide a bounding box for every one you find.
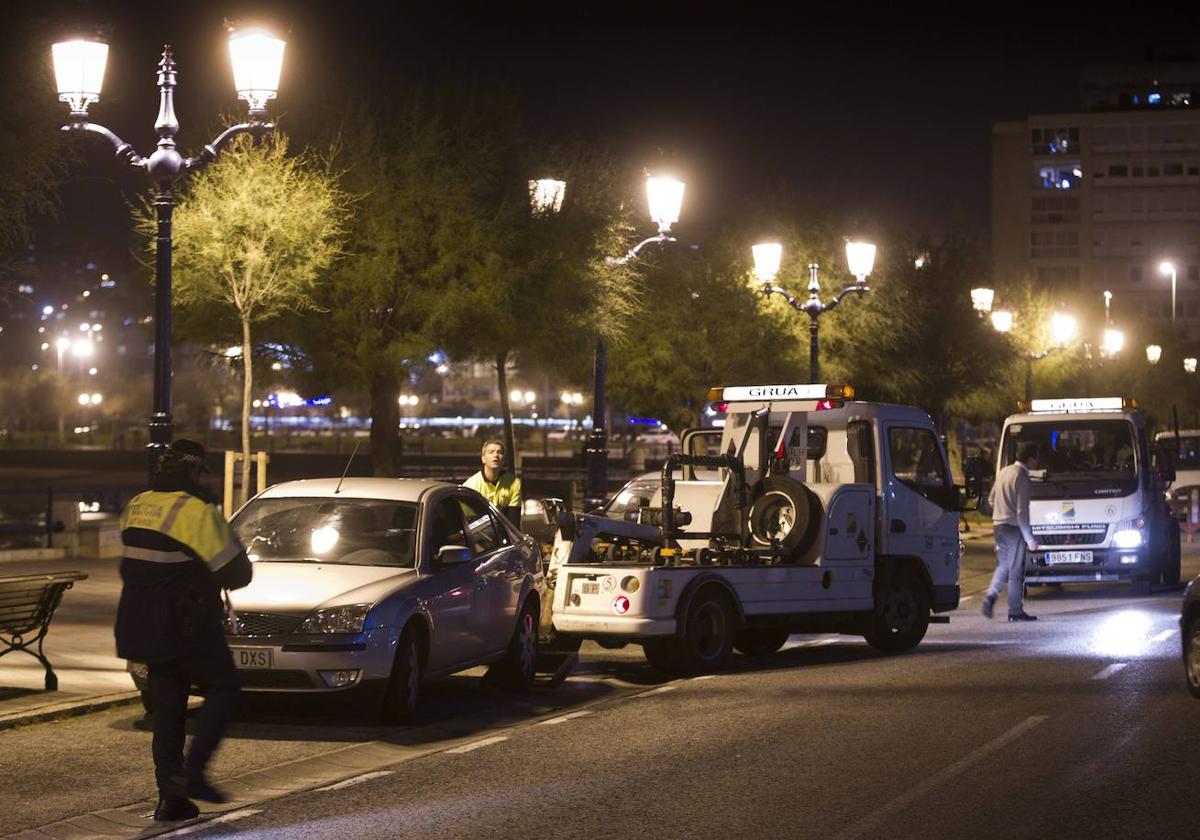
[1044,550,1093,565]
[231,647,272,669]
[581,581,599,595]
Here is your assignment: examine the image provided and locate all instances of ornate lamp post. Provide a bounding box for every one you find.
[52,27,285,478]
[578,175,685,508]
[991,308,1078,401]
[753,239,876,383]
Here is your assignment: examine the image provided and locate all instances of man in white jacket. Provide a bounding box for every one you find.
[982,441,1040,622]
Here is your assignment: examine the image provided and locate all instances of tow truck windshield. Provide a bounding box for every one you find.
[1001,419,1138,498]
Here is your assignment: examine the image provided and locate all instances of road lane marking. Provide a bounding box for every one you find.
[538,710,594,725]
[1093,663,1128,680]
[161,808,262,836]
[315,770,394,791]
[1151,629,1175,643]
[447,735,509,753]
[959,595,974,603]
[828,715,1047,840]
[691,674,717,680]
[639,685,676,697]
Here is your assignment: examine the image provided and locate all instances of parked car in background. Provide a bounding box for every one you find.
[131,478,545,722]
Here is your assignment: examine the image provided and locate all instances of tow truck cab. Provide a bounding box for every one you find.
[1153,429,1200,522]
[996,396,1181,591]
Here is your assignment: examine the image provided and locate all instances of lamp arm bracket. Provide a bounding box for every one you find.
[606,233,676,266]
[62,122,146,170]
[828,282,871,309]
[184,121,275,171]
[760,283,803,311]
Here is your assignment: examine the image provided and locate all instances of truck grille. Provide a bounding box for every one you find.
[1033,528,1107,546]
[227,612,301,636]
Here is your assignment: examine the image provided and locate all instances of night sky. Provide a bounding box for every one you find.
[13,1,1200,249]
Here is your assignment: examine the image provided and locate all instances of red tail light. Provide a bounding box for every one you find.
[612,595,630,614]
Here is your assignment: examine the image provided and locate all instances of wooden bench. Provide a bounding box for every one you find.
[0,572,89,690]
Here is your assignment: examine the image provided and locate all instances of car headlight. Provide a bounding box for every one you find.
[1113,515,1147,550]
[296,604,370,634]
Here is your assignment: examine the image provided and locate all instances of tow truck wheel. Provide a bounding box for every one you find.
[1185,614,1200,699]
[643,589,736,675]
[1162,521,1182,587]
[865,567,930,654]
[734,627,790,657]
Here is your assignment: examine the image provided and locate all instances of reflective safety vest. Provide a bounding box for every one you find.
[120,490,242,574]
[116,490,249,663]
[463,470,522,510]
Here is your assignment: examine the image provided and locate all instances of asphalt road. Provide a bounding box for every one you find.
[3,539,1198,839]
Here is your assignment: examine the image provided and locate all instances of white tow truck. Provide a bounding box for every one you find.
[538,383,973,675]
[996,396,1180,594]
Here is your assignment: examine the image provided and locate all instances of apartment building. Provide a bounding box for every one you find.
[993,63,1200,334]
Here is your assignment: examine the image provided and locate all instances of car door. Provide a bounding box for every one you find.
[420,495,481,671]
[458,493,520,655]
[881,424,959,566]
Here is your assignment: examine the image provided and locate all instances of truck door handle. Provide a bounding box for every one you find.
[890,519,907,534]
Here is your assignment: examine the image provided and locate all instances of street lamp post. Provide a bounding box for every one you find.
[990,309,1078,402]
[581,175,685,508]
[753,240,877,383]
[1160,261,1178,324]
[52,28,285,479]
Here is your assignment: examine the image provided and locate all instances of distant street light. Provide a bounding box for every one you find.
[1147,344,1163,365]
[528,179,565,215]
[991,310,1015,333]
[53,25,284,479]
[1159,261,1178,324]
[754,238,877,383]
[1101,328,1125,357]
[584,173,686,508]
[971,287,995,313]
[1186,357,1198,374]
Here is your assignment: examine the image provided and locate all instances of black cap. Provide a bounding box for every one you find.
[168,438,209,473]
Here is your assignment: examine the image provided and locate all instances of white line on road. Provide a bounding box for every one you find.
[691,674,718,680]
[1093,663,1128,680]
[538,710,594,725]
[959,595,974,603]
[447,736,509,754]
[315,770,394,791]
[639,685,677,697]
[827,716,1047,840]
[1151,629,1176,643]
[161,808,263,836]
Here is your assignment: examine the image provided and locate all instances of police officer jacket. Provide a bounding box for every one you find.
[115,489,251,663]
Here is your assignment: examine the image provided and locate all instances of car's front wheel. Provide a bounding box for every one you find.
[1185,614,1200,699]
[381,626,422,724]
[487,600,538,690]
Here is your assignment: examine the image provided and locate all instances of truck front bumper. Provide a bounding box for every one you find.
[1025,546,1150,583]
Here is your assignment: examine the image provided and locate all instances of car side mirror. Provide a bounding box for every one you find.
[436,545,471,566]
[962,455,987,500]
[1154,447,1177,484]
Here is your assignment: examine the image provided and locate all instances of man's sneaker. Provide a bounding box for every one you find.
[1008,611,1038,622]
[153,796,199,822]
[980,595,995,619]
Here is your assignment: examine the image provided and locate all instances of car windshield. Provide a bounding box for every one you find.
[604,475,662,520]
[233,498,419,567]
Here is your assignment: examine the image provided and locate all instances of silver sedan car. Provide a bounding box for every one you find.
[223,477,544,722]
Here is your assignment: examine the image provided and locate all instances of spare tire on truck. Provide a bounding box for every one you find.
[746,476,823,564]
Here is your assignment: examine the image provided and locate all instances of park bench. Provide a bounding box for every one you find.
[0,571,88,690]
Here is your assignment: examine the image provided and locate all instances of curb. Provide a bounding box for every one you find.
[0,690,141,732]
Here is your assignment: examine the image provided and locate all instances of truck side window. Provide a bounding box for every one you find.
[888,427,951,505]
[848,421,875,484]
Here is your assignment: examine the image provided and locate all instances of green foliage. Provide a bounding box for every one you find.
[608,224,803,430]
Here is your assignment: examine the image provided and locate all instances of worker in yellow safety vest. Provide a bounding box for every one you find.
[462,438,522,525]
[115,439,252,822]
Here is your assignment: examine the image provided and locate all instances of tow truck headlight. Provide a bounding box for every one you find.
[1113,515,1147,550]
[297,604,370,634]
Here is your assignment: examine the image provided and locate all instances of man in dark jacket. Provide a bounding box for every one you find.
[115,439,252,822]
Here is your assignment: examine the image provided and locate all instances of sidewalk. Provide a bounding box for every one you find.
[0,554,139,730]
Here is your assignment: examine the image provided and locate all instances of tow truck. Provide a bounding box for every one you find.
[537,383,976,675]
[996,396,1180,594]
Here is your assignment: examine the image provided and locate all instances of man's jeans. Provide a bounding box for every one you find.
[987,524,1027,616]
